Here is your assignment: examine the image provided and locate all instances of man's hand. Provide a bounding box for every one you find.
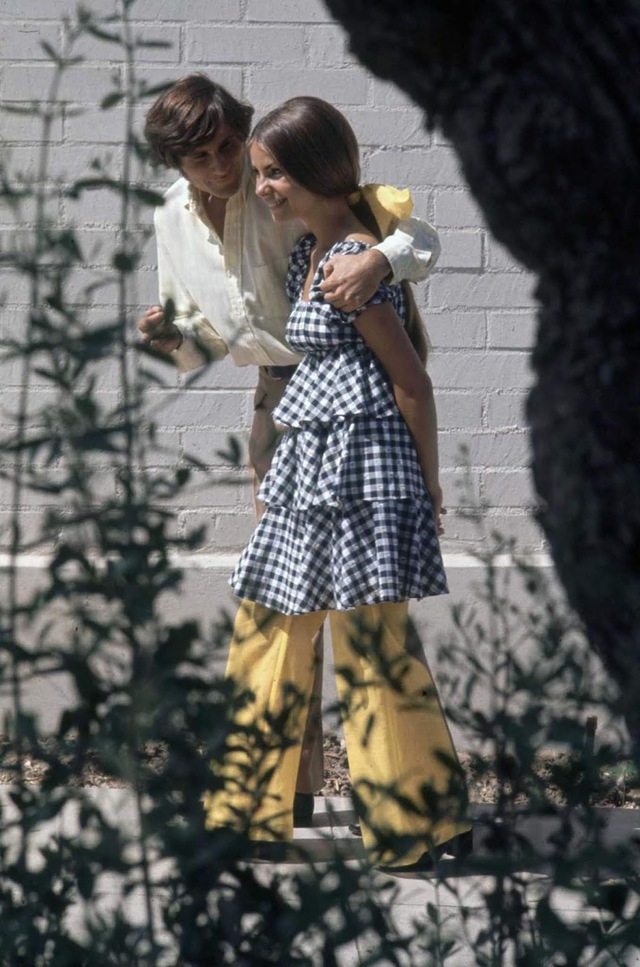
[138,305,183,355]
[319,248,390,313]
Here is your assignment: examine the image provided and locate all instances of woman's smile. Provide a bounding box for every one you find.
[249,140,316,222]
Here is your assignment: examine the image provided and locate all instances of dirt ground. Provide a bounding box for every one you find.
[2,731,639,808]
[320,731,640,808]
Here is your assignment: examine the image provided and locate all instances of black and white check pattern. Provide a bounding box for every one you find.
[230,236,448,615]
[276,236,404,428]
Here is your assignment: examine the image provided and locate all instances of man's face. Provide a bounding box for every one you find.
[179,120,246,200]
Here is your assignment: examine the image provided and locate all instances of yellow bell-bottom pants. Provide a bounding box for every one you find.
[204,599,470,867]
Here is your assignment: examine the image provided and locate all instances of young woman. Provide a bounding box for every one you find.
[204,97,470,872]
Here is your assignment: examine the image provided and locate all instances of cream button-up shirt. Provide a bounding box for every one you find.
[155,165,440,372]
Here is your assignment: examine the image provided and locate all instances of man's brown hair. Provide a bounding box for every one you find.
[144,73,254,169]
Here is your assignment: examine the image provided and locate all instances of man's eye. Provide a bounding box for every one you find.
[221,138,241,155]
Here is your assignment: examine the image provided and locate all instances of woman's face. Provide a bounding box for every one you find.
[249,141,316,223]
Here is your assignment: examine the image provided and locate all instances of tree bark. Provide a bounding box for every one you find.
[323,0,640,756]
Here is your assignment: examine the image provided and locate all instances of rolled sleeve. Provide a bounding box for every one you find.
[156,221,228,372]
[375,216,441,284]
[172,311,229,372]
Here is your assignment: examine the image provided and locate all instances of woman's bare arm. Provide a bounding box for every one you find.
[352,302,444,531]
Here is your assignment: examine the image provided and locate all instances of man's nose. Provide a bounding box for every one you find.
[210,155,227,174]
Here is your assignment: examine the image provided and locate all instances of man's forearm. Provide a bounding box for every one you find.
[360,247,391,285]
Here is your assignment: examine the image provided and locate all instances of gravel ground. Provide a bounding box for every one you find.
[319,732,640,808]
[2,732,639,808]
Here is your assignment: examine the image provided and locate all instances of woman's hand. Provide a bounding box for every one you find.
[138,305,183,355]
[429,485,446,536]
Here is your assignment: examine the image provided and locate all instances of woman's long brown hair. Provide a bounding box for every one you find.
[251,97,429,364]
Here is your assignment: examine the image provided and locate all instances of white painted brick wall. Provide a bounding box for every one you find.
[0,0,544,556]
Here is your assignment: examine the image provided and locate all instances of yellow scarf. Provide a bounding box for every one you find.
[348,183,413,236]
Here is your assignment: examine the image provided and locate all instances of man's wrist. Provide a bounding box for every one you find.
[369,246,392,283]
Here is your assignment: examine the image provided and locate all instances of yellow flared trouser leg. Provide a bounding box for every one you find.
[205,599,470,865]
[330,602,471,867]
[203,600,326,841]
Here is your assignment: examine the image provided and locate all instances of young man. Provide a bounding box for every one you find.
[138,74,441,825]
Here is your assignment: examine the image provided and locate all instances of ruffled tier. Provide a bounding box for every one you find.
[272,347,398,429]
[229,498,448,615]
[257,414,426,509]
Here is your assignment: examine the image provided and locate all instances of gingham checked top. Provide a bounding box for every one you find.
[230,235,448,614]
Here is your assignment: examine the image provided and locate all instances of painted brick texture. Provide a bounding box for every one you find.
[0,0,543,555]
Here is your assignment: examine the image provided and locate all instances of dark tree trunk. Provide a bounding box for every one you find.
[323,0,640,756]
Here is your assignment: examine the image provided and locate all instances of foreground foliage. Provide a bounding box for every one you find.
[0,3,638,964]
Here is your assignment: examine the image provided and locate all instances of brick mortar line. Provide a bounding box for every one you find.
[0,551,553,569]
